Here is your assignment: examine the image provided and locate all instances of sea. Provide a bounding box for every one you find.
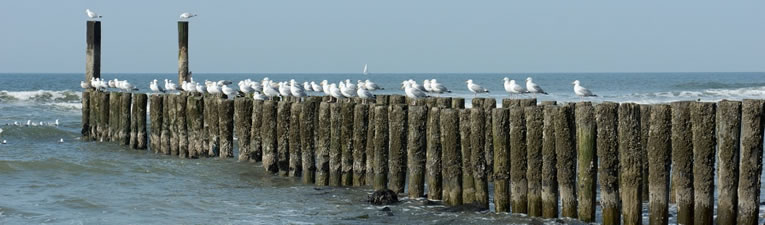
[1,72,764,224]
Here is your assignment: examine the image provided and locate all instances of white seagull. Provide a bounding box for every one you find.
[180,12,197,20]
[164,79,178,92]
[80,81,91,89]
[329,83,345,102]
[357,84,375,104]
[573,80,597,98]
[404,81,428,104]
[525,77,548,95]
[221,84,237,98]
[466,79,489,96]
[149,79,164,93]
[364,80,383,90]
[86,9,102,19]
[429,79,450,95]
[290,80,307,99]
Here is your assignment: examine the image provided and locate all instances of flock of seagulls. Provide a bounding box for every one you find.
[81,78,138,92]
[81,76,600,101]
[86,9,197,21]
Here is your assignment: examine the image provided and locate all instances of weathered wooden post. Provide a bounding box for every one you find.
[288,102,302,177]
[250,100,264,161]
[555,104,577,218]
[542,104,559,218]
[595,102,620,225]
[109,92,121,142]
[647,104,671,225]
[373,106,390,191]
[691,102,715,225]
[129,94,138,148]
[167,95,178,155]
[218,99,234,158]
[131,93,148,149]
[452,98,465,109]
[149,95,163,152]
[525,105,543,217]
[388,104,407,192]
[187,96,203,157]
[459,109,475,203]
[436,97,451,108]
[301,100,318,184]
[407,105,427,198]
[671,101,694,225]
[160,95,170,154]
[389,95,405,105]
[492,108,511,212]
[177,21,190,83]
[510,106,529,213]
[715,100,741,225]
[89,91,97,140]
[365,103,377,186]
[575,102,595,222]
[427,107,443,200]
[482,98,495,182]
[276,101,291,175]
[619,103,642,225]
[262,100,278,173]
[440,108,461,206]
[341,102,356,186]
[352,104,369,186]
[85,21,101,82]
[234,98,253,161]
[470,108,489,209]
[98,92,111,141]
[737,99,764,225]
[206,96,221,157]
[82,92,91,140]
[639,104,651,202]
[329,103,342,185]
[176,95,188,158]
[316,102,331,185]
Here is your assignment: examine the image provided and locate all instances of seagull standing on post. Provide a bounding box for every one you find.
[429,79,451,96]
[466,79,489,97]
[573,80,597,100]
[525,77,548,96]
[85,9,102,20]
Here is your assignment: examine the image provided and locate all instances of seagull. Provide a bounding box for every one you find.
[429,79,450,96]
[250,81,262,93]
[54,119,59,126]
[238,80,254,94]
[339,81,356,98]
[2,140,6,144]
[466,79,489,96]
[0,128,3,135]
[59,138,64,143]
[290,80,307,99]
[207,81,221,94]
[80,81,91,89]
[221,85,237,98]
[311,81,323,93]
[357,84,375,104]
[573,80,597,98]
[365,80,383,90]
[263,82,280,99]
[119,80,138,92]
[85,9,102,19]
[525,77,548,95]
[329,83,345,102]
[404,81,428,104]
[180,12,197,20]
[253,92,267,100]
[278,82,292,98]
[423,80,434,93]
[503,77,525,97]
[149,79,165,93]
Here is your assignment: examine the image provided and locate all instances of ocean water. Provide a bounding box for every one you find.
[1,72,764,224]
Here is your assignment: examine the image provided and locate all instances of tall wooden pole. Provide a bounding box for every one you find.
[86,21,101,82]
[178,21,190,83]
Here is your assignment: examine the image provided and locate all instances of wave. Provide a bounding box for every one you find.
[671,81,765,90]
[0,90,81,104]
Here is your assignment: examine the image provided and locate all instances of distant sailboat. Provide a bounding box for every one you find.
[363,64,368,75]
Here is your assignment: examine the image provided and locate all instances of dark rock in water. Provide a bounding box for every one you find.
[385,211,394,216]
[528,218,545,225]
[380,207,391,212]
[368,189,398,205]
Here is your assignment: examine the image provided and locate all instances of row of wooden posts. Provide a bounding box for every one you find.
[80,91,764,225]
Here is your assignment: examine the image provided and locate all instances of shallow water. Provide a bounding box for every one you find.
[1,72,764,224]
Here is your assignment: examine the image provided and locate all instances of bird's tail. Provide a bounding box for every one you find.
[98,16,103,18]
[484,89,490,93]
[132,88,139,91]
[446,90,452,93]
[542,92,548,95]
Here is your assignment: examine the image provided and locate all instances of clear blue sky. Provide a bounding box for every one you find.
[1,0,763,73]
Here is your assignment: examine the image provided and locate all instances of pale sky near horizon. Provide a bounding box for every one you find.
[0,1,763,73]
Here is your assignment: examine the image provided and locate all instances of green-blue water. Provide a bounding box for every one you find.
[1,72,764,224]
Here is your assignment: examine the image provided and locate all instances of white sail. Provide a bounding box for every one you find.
[363,64,368,75]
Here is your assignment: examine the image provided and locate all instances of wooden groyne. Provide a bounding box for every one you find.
[81,91,765,225]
